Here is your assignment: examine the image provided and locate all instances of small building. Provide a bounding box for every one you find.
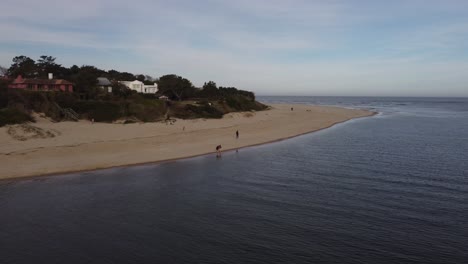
[143,83,158,94]
[120,80,158,94]
[119,80,144,93]
[97,77,112,93]
[8,75,73,92]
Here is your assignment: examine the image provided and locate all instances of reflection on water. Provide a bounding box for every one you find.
[1,97,467,263]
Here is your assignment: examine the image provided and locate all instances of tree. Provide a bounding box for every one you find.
[117,72,135,81]
[36,55,61,78]
[142,75,158,85]
[145,75,154,82]
[219,86,255,101]
[106,70,120,80]
[0,85,8,108]
[70,65,103,95]
[135,74,145,82]
[143,75,156,85]
[0,65,7,76]
[7,56,37,78]
[112,82,133,98]
[54,65,72,79]
[69,65,80,75]
[158,74,195,100]
[201,81,219,98]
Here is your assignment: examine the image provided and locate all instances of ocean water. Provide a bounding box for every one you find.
[1,97,467,263]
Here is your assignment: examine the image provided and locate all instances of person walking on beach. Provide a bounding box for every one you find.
[216,145,222,157]
[235,130,240,152]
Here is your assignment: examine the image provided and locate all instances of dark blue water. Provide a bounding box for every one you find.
[1,97,467,263]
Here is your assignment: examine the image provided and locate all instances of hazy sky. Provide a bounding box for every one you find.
[1,0,468,97]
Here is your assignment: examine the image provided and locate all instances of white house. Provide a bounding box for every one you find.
[120,80,158,94]
[143,83,158,94]
[120,80,144,93]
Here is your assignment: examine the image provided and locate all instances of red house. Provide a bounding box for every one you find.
[8,75,74,92]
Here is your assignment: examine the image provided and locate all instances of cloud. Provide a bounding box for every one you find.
[0,23,101,48]
[1,0,104,22]
[1,0,468,96]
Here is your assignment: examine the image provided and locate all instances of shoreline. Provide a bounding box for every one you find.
[0,104,376,181]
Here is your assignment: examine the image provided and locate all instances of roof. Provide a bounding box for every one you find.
[12,77,73,85]
[97,77,111,86]
[119,80,143,85]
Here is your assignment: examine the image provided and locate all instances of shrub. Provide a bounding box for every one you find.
[0,108,34,127]
[24,91,49,113]
[179,104,224,119]
[51,92,79,108]
[127,99,165,122]
[0,87,8,108]
[224,95,267,112]
[72,101,123,122]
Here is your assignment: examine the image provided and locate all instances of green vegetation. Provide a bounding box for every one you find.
[0,87,167,124]
[170,101,224,119]
[0,55,268,126]
[0,108,34,127]
[125,96,166,122]
[72,101,122,122]
[225,95,266,111]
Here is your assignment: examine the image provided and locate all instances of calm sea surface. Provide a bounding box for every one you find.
[1,96,467,263]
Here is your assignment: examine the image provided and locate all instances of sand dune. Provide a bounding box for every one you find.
[0,104,374,180]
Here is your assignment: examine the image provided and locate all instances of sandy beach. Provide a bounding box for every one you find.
[0,104,374,180]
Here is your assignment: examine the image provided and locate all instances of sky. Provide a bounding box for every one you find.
[1,0,468,97]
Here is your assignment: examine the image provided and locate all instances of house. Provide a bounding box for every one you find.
[97,77,112,93]
[143,83,158,94]
[119,80,144,93]
[120,80,158,94]
[8,74,73,92]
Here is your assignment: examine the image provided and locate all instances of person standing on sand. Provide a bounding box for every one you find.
[235,130,240,152]
[216,145,222,157]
